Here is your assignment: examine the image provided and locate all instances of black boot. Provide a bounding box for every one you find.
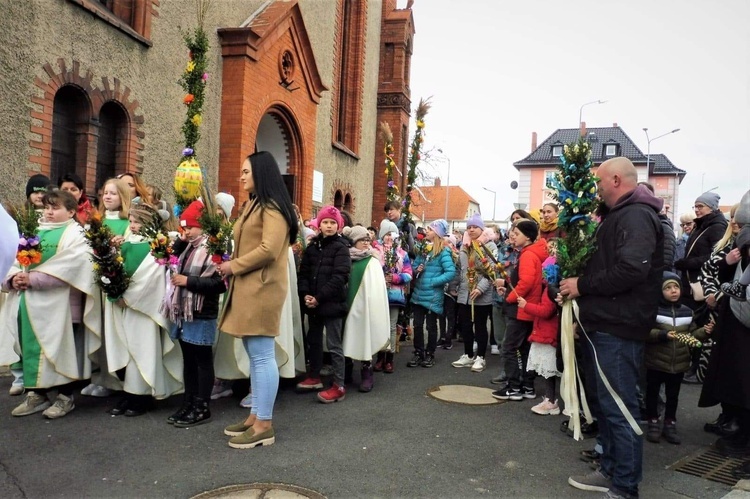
[345,358,354,385]
[704,413,727,434]
[167,395,193,425]
[718,417,741,437]
[174,397,211,428]
[125,395,154,417]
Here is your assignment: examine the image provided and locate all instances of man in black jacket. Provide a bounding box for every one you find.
[560,157,664,499]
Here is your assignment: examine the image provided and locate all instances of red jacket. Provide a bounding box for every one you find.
[523,287,559,347]
[505,238,548,322]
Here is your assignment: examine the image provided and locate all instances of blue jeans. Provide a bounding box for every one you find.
[581,330,644,497]
[242,336,278,421]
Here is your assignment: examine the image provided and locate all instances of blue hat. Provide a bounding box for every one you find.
[465,213,485,230]
[429,219,449,238]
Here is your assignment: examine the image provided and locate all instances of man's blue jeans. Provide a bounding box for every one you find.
[581,330,644,497]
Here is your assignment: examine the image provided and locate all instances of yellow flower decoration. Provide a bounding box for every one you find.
[192,114,202,126]
[416,119,425,129]
[116,256,124,263]
[186,61,196,73]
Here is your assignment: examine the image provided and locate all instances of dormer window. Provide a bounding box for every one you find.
[605,144,618,156]
[552,145,563,157]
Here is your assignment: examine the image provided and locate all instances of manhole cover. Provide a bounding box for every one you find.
[192,483,326,499]
[670,447,746,486]
[427,384,504,405]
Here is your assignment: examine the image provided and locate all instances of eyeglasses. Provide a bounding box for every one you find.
[679,223,693,228]
[693,204,706,210]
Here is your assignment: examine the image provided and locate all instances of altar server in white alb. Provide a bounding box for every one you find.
[104,202,183,418]
[1,190,101,419]
[341,225,390,393]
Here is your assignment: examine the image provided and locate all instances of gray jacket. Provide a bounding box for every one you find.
[456,246,494,306]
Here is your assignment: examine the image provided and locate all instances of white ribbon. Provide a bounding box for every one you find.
[559,299,642,440]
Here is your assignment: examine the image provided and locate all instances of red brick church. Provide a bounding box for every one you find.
[3,0,417,225]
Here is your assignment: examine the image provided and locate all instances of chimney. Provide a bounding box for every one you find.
[531,132,538,152]
[580,121,587,137]
[434,177,441,187]
[613,122,618,127]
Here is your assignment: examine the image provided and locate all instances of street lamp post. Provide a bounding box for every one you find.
[437,148,451,222]
[483,187,496,221]
[643,127,681,222]
[578,99,607,127]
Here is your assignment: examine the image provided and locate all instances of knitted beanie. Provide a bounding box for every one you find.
[315,205,344,231]
[215,192,235,219]
[379,219,399,240]
[465,213,485,229]
[695,191,720,211]
[515,219,539,241]
[429,219,449,238]
[662,271,681,290]
[26,174,51,199]
[180,200,205,229]
[343,225,370,244]
[734,189,750,225]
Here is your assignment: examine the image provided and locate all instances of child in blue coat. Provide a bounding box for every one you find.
[408,219,457,367]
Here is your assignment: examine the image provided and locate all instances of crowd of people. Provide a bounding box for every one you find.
[0,154,749,497]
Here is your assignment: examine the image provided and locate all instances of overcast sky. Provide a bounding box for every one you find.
[407,0,750,219]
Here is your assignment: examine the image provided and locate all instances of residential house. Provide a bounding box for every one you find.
[409,178,481,230]
[513,123,686,225]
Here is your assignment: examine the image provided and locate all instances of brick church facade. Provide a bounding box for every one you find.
[0,0,415,224]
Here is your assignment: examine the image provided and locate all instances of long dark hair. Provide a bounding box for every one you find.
[248,151,298,243]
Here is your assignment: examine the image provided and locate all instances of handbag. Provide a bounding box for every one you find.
[689,280,705,301]
[685,230,706,302]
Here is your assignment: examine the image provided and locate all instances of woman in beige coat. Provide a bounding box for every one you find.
[216,151,298,449]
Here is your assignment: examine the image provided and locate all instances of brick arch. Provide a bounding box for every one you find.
[330,179,356,217]
[29,58,145,190]
[262,104,308,211]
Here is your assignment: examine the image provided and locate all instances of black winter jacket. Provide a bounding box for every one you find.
[298,233,352,318]
[172,239,227,320]
[674,210,727,302]
[645,301,699,374]
[577,185,664,341]
[659,214,676,271]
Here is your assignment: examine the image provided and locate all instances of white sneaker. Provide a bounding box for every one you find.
[452,354,475,368]
[471,356,486,373]
[43,394,75,419]
[90,385,112,397]
[472,341,478,353]
[490,345,500,355]
[9,384,25,396]
[12,391,50,417]
[531,397,561,415]
[80,383,96,396]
